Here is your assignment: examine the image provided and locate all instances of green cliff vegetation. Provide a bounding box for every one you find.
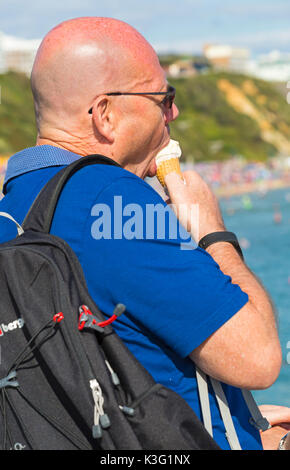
[0,72,36,154]
[0,70,290,162]
[170,72,290,162]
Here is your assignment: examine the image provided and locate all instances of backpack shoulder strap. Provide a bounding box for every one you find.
[241,389,271,432]
[195,366,213,437]
[22,154,121,233]
[0,211,24,236]
[195,365,271,449]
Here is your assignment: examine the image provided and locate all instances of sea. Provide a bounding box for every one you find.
[220,186,290,407]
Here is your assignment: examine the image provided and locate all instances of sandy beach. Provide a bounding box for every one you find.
[214,177,290,198]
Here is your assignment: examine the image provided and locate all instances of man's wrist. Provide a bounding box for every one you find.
[198,231,244,260]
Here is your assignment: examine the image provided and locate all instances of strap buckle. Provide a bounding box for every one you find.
[78,305,104,333]
[0,371,19,389]
[78,304,125,333]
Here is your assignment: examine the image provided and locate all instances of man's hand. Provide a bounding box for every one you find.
[164,170,225,242]
[259,405,290,450]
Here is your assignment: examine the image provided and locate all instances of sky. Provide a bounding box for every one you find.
[0,0,290,57]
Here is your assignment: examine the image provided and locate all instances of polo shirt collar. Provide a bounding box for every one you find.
[3,145,81,193]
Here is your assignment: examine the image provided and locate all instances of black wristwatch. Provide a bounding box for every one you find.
[198,231,244,260]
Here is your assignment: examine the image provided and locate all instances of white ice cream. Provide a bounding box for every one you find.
[155,139,182,165]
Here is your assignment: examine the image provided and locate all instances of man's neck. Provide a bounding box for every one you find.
[36,137,88,156]
[35,137,124,172]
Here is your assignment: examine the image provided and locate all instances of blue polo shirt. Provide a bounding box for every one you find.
[0,145,262,450]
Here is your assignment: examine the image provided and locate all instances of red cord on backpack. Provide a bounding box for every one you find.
[53,312,64,323]
[97,315,118,328]
[78,304,125,330]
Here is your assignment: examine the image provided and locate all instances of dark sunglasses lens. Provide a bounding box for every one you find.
[164,87,175,108]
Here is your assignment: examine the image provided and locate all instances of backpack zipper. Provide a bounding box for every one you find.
[90,379,111,439]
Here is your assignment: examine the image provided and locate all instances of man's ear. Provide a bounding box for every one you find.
[91,96,115,143]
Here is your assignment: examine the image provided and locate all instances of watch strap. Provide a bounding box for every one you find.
[198,231,244,260]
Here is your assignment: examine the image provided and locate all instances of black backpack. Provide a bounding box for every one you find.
[0,155,220,450]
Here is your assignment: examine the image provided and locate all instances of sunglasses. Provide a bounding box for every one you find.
[88,85,176,114]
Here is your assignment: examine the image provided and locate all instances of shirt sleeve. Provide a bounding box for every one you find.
[82,174,249,358]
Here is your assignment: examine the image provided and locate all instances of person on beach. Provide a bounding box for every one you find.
[0,17,287,450]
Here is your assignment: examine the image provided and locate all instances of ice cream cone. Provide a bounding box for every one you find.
[156,158,183,187]
[155,139,183,187]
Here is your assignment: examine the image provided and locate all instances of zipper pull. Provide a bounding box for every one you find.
[90,379,111,439]
[119,405,135,416]
[105,360,120,386]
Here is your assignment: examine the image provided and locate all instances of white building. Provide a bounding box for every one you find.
[0,31,41,76]
[203,44,251,73]
[247,50,290,82]
[0,33,6,74]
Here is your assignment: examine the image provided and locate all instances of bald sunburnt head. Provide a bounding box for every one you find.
[31,17,162,144]
[30,17,178,178]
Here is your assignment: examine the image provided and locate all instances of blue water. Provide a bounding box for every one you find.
[220,187,290,407]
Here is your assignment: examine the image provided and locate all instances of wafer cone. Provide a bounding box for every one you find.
[156,158,183,187]
[155,140,183,187]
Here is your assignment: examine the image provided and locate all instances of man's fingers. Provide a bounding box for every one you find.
[259,405,290,426]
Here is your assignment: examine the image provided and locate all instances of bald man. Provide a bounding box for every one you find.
[31,17,169,177]
[0,17,283,450]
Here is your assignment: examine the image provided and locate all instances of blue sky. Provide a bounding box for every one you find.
[0,0,289,56]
